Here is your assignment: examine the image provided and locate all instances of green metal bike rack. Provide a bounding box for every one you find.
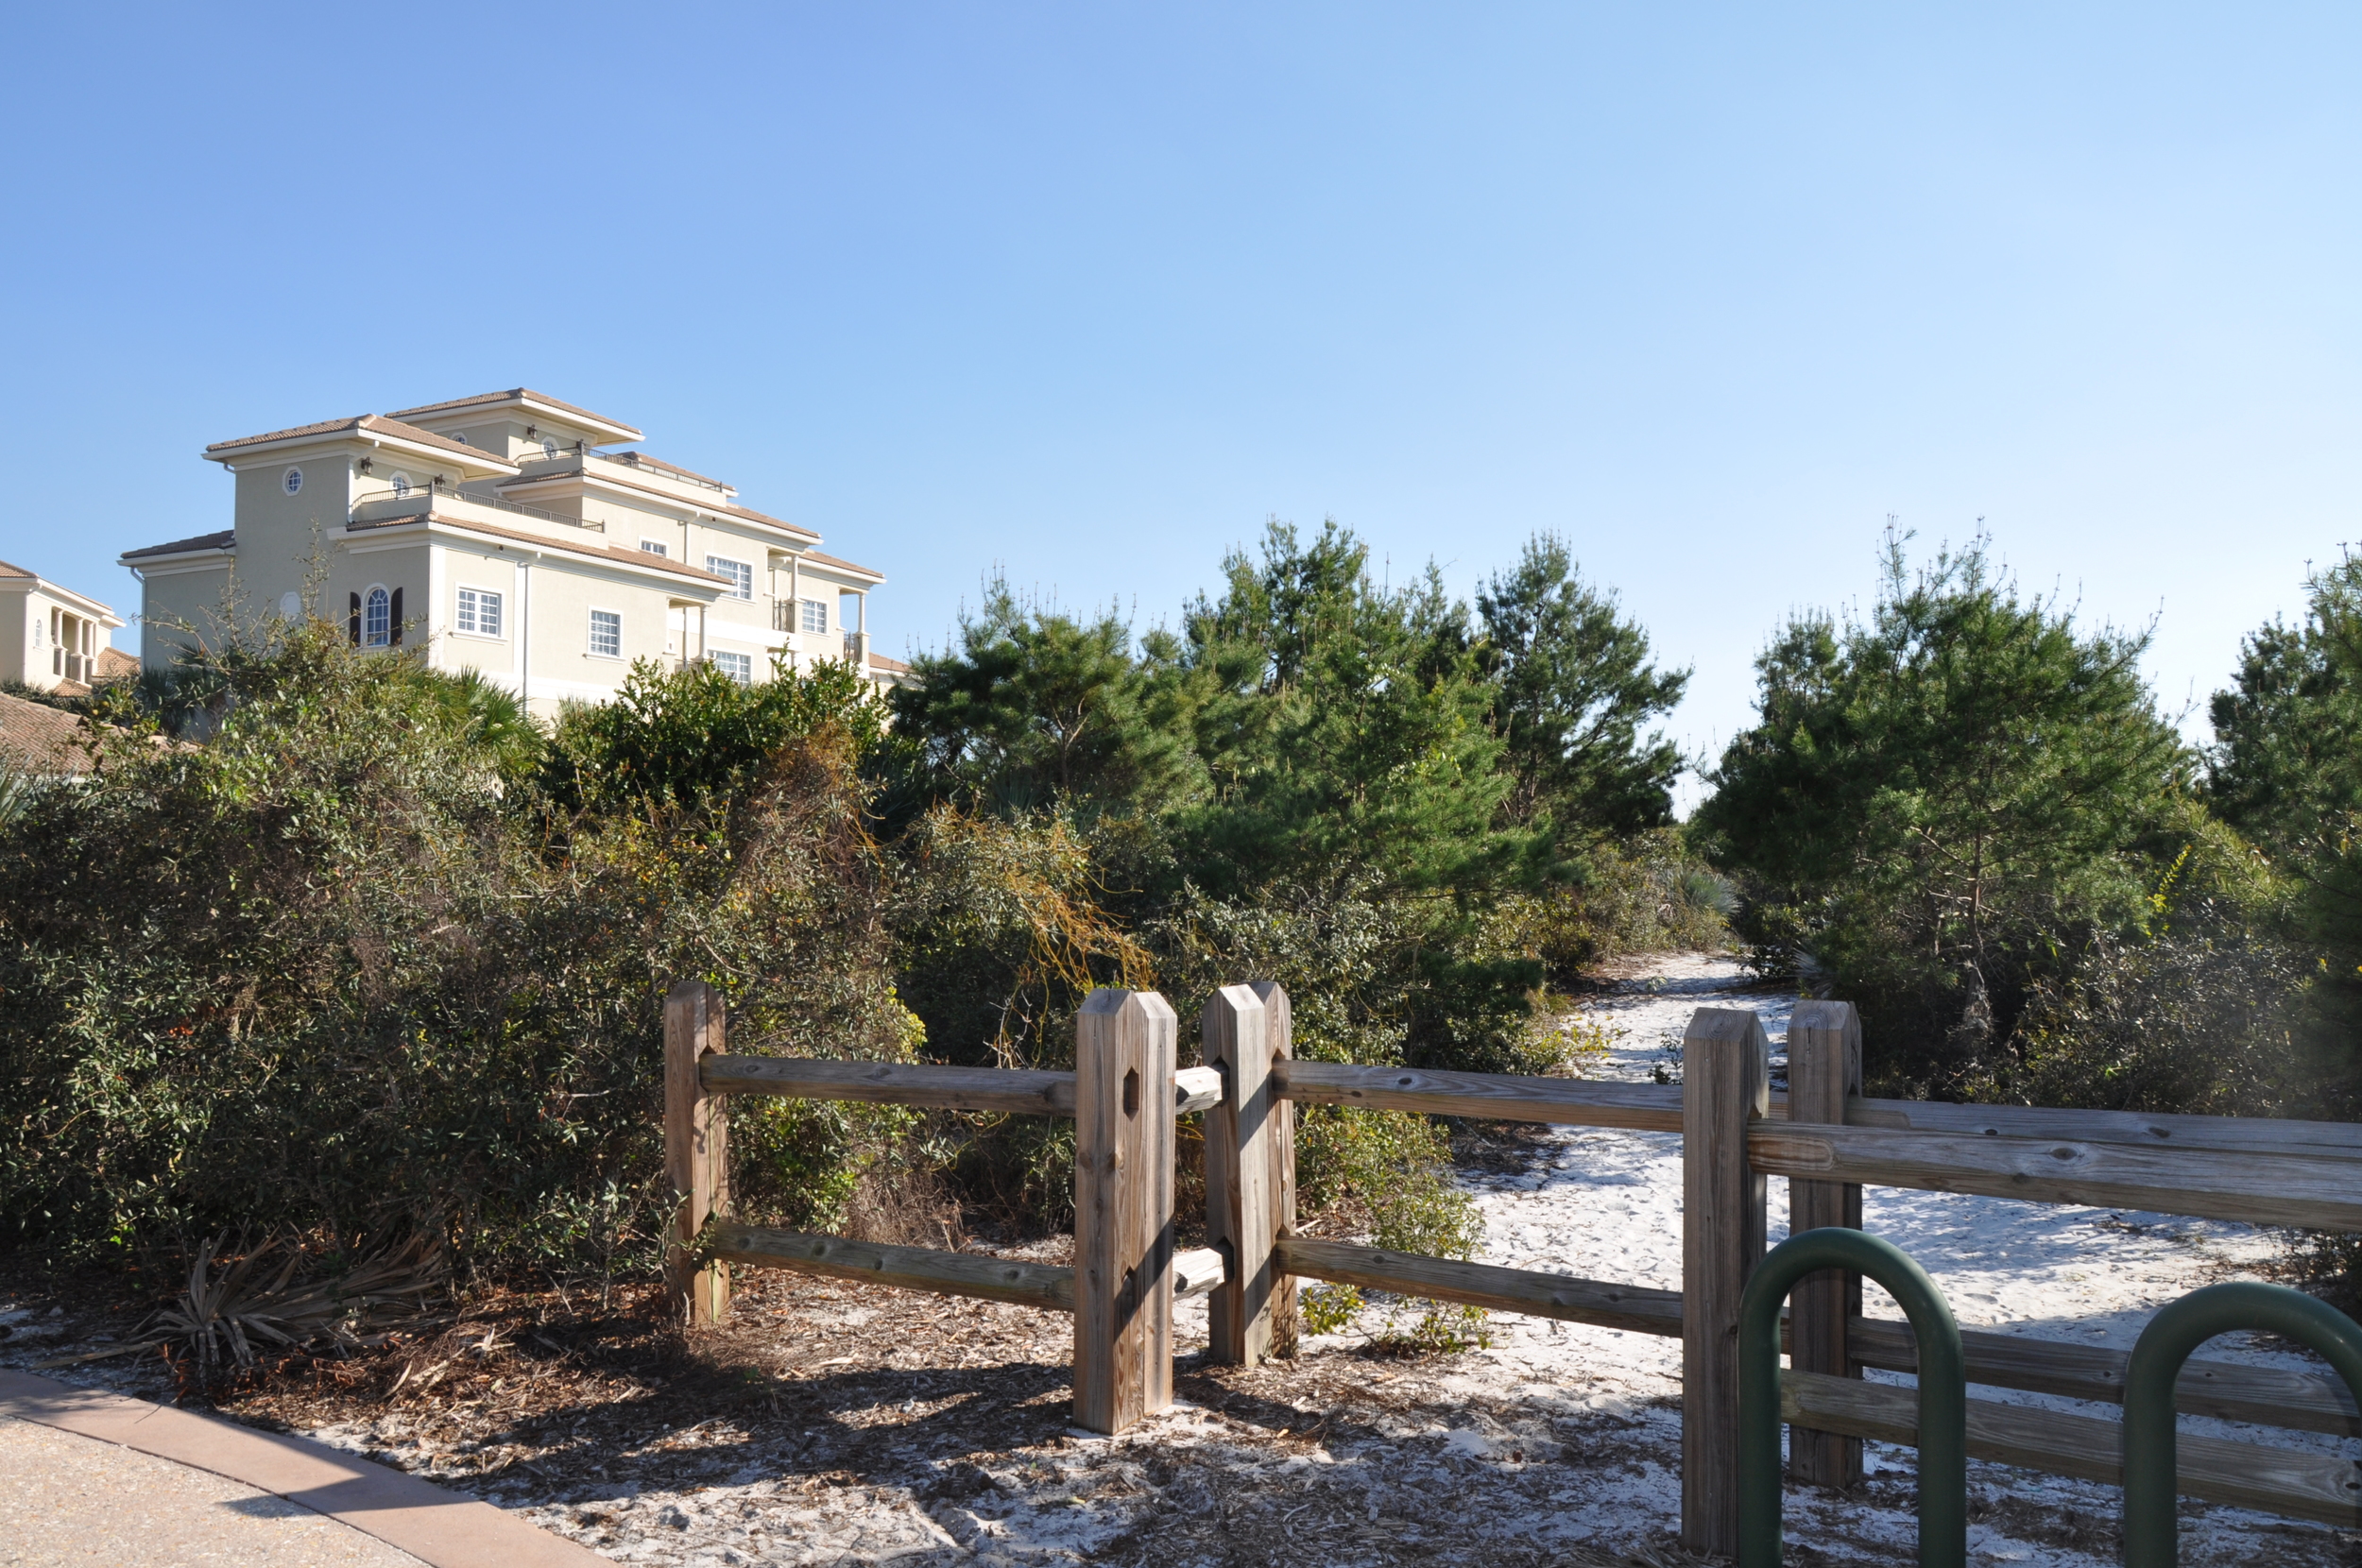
[2123,1282,2362,1567]
[1738,1227,1968,1568]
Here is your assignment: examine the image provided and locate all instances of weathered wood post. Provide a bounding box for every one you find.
[1073,987,1178,1434]
[1787,998,1865,1488]
[1682,1006,1771,1556]
[1204,981,1298,1366]
[665,980,731,1325]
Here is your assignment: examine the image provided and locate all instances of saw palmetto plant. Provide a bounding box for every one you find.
[145,1234,447,1377]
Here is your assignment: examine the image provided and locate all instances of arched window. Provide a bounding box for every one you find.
[389,472,412,499]
[364,587,391,647]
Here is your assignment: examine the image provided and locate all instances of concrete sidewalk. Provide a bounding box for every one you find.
[0,1372,606,1568]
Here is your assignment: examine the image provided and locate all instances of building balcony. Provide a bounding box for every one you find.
[351,482,607,536]
[506,446,732,497]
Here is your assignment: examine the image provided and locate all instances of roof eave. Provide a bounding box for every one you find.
[119,544,235,567]
[392,391,643,445]
[30,582,126,625]
[203,428,518,478]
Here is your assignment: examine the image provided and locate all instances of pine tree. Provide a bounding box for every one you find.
[1696,532,2186,1089]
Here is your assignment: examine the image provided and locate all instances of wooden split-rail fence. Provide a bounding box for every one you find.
[662,980,2362,1557]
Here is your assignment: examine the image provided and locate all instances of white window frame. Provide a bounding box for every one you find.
[389,471,413,499]
[282,466,303,496]
[708,554,754,600]
[799,598,828,634]
[454,584,505,639]
[588,606,623,659]
[710,649,754,685]
[364,585,391,648]
[639,538,669,557]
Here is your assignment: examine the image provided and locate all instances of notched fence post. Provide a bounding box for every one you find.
[1205,981,1298,1366]
[666,979,731,1325]
[1788,998,1865,1488]
[1073,986,1178,1434]
[1681,1005,1771,1558]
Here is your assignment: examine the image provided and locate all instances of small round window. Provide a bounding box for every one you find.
[282,467,303,496]
[540,436,558,458]
[389,472,412,499]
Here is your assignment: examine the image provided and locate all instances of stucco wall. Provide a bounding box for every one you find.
[223,453,359,611]
[135,562,236,672]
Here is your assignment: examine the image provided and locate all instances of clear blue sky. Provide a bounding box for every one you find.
[4,5,2355,805]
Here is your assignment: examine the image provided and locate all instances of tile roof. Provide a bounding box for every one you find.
[347,512,732,588]
[95,648,139,681]
[607,452,728,488]
[205,415,509,466]
[0,691,101,775]
[799,548,884,581]
[0,559,35,580]
[867,651,911,674]
[386,388,642,438]
[121,529,236,561]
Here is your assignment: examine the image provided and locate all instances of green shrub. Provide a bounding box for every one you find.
[1696,532,2188,1094]
[0,627,914,1273]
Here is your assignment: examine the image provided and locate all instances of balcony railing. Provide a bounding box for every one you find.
[591,449,730,494]
[351,481,606,534]
[509,445,731,496]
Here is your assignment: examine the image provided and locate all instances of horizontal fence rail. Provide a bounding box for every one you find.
[713,1220,1077,1310]
[700,1055,1223,1117]
[1749,1122,2362,1233]
[1781,1369,2362,1528]
[1848,1318,2362,1439]
[1268,1233,2362,1440]
[710,1220,1228,1312]
[1275,1236,1685,1336]
[1272,1060,2362,1164]
[1274,1060,1686,1130]
[1842,1097,2362,1158]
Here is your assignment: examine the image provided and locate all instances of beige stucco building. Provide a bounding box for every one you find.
[121,388,903,716]
[0,562,127,694]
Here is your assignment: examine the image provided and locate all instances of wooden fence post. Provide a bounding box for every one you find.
[1073,987,1178,1434]
[1682,1006,1771,1557]
[1205,982,1298,1365]
[1788,998,1865,1489]
[1249,980,1300,1359]
[665,980,731,1325]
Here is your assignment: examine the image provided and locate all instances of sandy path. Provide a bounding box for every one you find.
[1430,954,2338,1566]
